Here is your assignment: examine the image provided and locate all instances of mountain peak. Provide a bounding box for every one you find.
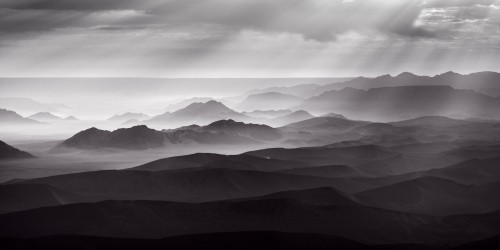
[437,71,462,78]
[147,100,244,127]
[375,74,392,79]
[396,72,417,78]
[128,125,151,130]
[65,116,79,121]
[186,100,228,109]
[321,113,347,119]
[207,119,237,127]
[28,112,63,121]
[290,110,311,116]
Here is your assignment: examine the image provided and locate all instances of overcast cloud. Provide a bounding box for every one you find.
[0,0,498,77]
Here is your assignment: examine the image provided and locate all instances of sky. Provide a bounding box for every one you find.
[0,0,499,78]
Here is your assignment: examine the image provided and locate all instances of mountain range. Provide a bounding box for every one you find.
[300,85,500,121]
[308,71,500,98]
[56,119,286,151]
[55,125,168,150]
[4,72,500,249]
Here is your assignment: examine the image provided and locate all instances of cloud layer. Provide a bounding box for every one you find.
[0,0,498,77]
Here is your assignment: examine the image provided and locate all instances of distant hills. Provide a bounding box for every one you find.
[309,71,500,97]
[243,84,321,97]
[0,109,40,125]
[0,97,70,116]
[28,112,65,122]
[0,110,79,124]
[64,116,79,121]
[300,85,500,121]
[268,110,314,127]
[243,110,293,119]
[108,112,150,122]
[0,140,34,160]
[2,72,500,128]
[236,92,303,111]
[163,97,215,112]
[283,116,369,133]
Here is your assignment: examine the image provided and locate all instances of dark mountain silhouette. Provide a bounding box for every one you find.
[246,142,500,177]
[133,152,312,171]
[301,85,500,121]
[0,140,34,160]
[356,177,500,216]
[1,194,499,245]
[108,112,150,122]
[0,184,86,214]
[388,142,460,155]
[245,145,399,167]
[13,168,364,203]
[352,144,500,176]
[453,234,500,250]
[203,119,282,141]
[372,157,500,186]
[56,119,285,151]
[391,116,473,127]
[278,165,365,178]
[162,119,283,145]
[310,71,500,97]
[165,128,262,145]
[4,73,500,249]
[0,108,40,124]
[238,187,359,207]
[0,232,386,250]
[57,125,168,150]
[27,112,64,122]
[426,158,500,185]
[237,92,303,111]
[148,101,248,127]
[269,110,314,127]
